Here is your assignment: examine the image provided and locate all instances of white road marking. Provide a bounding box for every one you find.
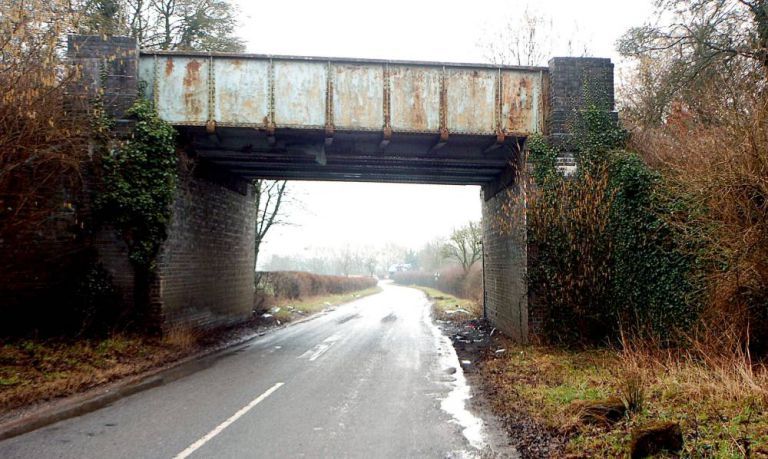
[172,382,284,459]
[298,333,343,361]
[308,343,332,361]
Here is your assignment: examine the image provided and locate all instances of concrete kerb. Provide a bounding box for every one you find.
[0,310,329,442]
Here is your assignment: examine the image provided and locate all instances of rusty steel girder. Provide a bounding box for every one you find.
[140,52,546,139]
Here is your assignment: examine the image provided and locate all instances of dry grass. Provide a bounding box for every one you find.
[0,334,198,415]
[480,336,768,457]
[267,286,382,323]
[161,326,201,351]
[412,286,482,322]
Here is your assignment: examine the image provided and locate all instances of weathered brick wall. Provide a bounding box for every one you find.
[67,35,139,121]
[93,226,136,311]
[154,170,256,329]
[547,57,615,147]
[481,185,529,342]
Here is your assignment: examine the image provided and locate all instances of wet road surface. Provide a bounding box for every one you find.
[0,282,491,458]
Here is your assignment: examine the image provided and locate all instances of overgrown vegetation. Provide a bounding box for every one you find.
[1,0,251,338]
[483,3,768,454]
[618,0,768,355]
[95,98,177,271]
[526,105,697,345]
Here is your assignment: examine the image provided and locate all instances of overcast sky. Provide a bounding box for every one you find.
[231,0,656,265]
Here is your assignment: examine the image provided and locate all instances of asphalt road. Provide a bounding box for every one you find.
[0,282,493,458]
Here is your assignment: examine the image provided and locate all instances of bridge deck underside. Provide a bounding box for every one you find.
[187,127,522,186]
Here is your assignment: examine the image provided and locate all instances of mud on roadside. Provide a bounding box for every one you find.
[437,317,567,459]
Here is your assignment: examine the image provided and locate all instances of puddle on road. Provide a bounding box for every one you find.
[381,312,398,323]
[336,313,360,324]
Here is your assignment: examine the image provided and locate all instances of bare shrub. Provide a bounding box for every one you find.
[462,263,484,303]
[392,264,482,301]
[632,74,768,353]
[0,1,88,241]
[257,271,377,303]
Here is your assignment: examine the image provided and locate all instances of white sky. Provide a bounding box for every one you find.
[231,0,656,265]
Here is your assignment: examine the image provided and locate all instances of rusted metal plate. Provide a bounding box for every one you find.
[214,58,269,126]
[502,72,542,134]
[156,56,209,124]
[332,63,383,130]
[389,66,441,132]
[273,60,326,128]
[139,53,544,135]
[445,68,496,135]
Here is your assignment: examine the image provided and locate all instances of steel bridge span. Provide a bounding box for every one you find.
[70,35,615,342]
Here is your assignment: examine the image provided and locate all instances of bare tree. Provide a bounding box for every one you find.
[481,7,553,66]
[78,0,245,52]
[254,180,287,280]
[336,246,357,277]
[619,0,768,70]
[618,0,767,128]
[364,254,378,277]
[442,221,482,273]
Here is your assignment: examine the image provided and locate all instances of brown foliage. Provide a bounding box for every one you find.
[0,1,88,241]
[392,264,482,302]
[631,72,768,351]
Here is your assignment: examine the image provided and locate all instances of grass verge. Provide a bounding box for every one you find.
[481,335,768,457]
[0,333,197,415]
[269,286,382,323]
[410,285,482,322]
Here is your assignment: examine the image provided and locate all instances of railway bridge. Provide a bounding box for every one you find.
[70,35,615,342]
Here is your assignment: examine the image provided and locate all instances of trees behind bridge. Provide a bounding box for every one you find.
[77,0,244,51]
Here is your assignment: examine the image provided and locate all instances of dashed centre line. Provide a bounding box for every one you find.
[298,333,343,361]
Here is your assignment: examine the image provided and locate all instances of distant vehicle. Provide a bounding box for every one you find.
[387,263,412,278]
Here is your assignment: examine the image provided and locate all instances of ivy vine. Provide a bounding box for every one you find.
[526,102,698,344]
[96,98,178,271]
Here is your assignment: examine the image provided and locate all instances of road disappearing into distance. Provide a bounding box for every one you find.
[0,282,491,458]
